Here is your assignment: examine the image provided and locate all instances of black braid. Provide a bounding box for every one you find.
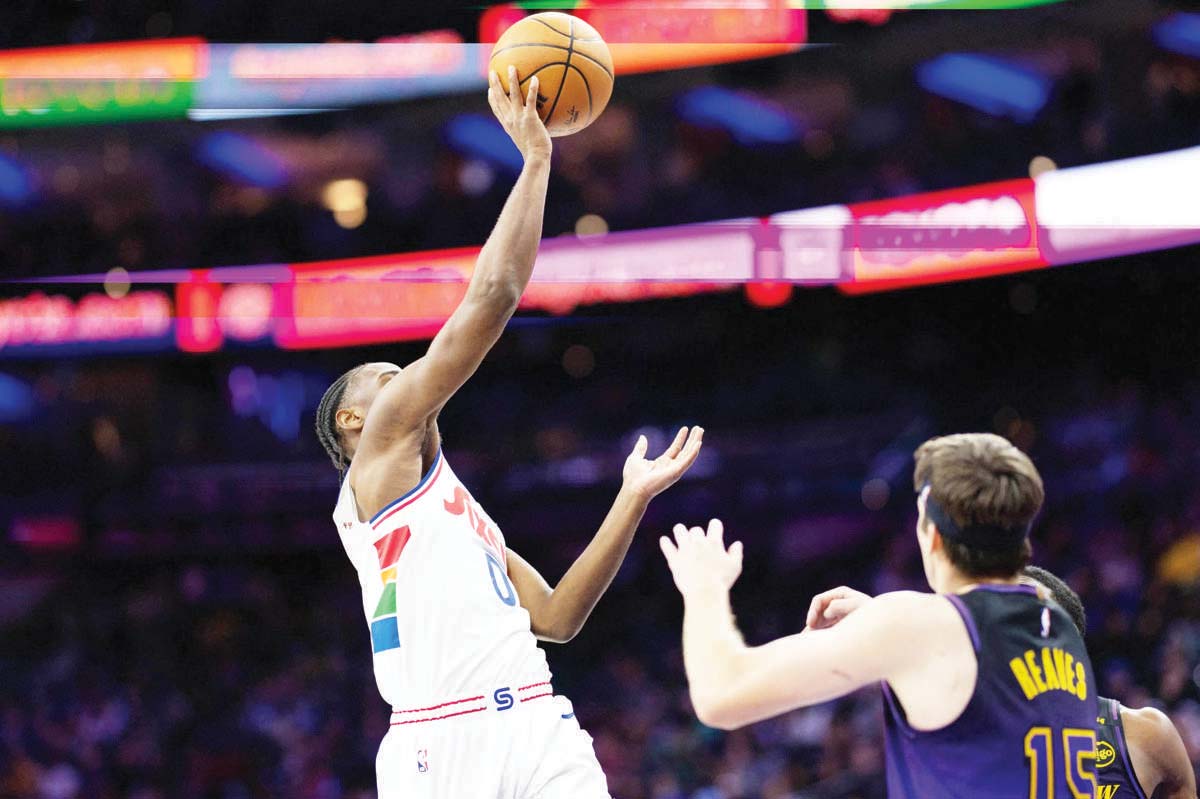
[1022,565,1088,636]
[315,365,362,480]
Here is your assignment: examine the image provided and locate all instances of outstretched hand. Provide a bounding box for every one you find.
[660,519,744,598]
[488,65,552,163]
[804,586,871,631]
[622,426,704,501]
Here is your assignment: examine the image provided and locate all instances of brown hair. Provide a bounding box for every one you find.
[913,433,1044,578]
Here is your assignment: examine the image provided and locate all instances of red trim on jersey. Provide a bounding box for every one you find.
[389,706,487,726]
[391,694,486,715]
[518,681,551,692]
[520,692,553,703]
[371,456,445,530]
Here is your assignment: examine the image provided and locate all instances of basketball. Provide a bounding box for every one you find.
[488,12,615,138]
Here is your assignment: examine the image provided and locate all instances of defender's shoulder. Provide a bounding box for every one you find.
[864,591,960,631]
[871,590,944,609]
[1119,703,1195,798]
[1120,704,1182,749]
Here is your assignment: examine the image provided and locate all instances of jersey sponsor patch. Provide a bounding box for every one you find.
[1096,740,1117,768]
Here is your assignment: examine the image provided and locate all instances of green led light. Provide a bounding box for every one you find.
[517,0,580,9]
[0,79,194,128]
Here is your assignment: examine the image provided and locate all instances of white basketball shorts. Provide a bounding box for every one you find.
[376,688,610,799]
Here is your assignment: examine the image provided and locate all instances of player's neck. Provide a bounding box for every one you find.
[940,570,1022,595]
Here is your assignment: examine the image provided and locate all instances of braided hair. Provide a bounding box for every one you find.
[315,365,363,479]
[1022,565,1087,636]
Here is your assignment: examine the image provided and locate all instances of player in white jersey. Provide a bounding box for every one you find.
[313,68,704,799]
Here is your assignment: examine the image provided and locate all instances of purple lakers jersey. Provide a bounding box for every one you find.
[1096,697,1148,799]
[884,584,1100,799]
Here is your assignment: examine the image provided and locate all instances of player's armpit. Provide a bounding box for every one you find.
[692,591,935,730]
[1123,705,1197,799]
[361,293,518,439]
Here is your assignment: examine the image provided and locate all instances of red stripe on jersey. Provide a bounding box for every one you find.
[391,695,486,715]
[389,706,486,726]
[518,681,551,692]
[374,525,411,569]
[372,457,445,530]
[520,692,553,703]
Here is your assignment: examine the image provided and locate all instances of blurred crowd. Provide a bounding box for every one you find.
[4,252,1200,798]
[3,374,1200,799]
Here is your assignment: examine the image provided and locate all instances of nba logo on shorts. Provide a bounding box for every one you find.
[417,749,429,773]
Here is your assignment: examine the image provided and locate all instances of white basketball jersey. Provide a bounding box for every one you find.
[332,449,551,710]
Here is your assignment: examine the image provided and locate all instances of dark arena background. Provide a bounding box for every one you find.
[1,1,1199,797]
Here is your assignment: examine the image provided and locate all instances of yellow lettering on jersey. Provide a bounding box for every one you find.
[1025,650,1049,693]
[1010,657,1039,700]
[1011,648,1090,701]
[1098,785,1119,799]
[1040,647,1062,690]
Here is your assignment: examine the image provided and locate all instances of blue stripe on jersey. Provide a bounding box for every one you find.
[371,617,401,653]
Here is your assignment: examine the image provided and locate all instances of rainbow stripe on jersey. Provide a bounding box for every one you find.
[370,524,409,653]
[364,451,445,654]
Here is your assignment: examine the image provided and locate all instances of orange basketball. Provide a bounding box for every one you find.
[489,12,614,138]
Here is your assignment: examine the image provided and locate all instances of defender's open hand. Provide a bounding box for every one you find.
[660,519,743,598]
[804,586,872,631]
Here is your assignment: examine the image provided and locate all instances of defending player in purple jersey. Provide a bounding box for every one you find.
[1023,566,1196,799]
[662,433,1101,799]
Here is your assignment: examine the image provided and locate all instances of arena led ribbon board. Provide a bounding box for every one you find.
[479,1,806,74]
[195,32,483,119]
[0,9,810,128]
[3,147,1197,356]
[509,0,1067,12]
[0,39,204,127]
[0,290,175,355]
[842,179,1044,294]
